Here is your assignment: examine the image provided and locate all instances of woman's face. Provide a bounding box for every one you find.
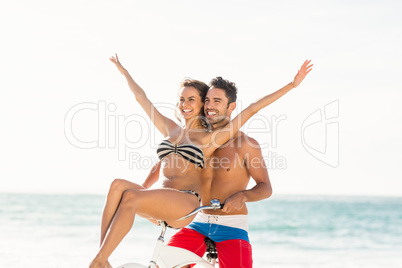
[178,86,204,121]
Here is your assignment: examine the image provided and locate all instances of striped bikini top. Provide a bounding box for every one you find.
[157,140,205,168]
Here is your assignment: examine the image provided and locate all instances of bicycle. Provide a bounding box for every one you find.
[116,199,223,268]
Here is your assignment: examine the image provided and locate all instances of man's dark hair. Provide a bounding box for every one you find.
[209,77,238,105]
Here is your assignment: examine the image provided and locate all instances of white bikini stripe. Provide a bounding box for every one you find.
[157,140,204,167]
[177,150,203,166]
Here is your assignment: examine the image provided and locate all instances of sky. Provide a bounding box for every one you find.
[0,0,401,197]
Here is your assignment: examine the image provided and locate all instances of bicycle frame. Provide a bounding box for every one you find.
[116,199,223,268]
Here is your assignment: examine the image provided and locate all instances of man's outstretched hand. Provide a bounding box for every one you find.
[292,59,313,88]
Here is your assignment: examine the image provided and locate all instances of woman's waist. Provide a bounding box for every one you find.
[160,175,202,193]
[160,154,202,172]
[160,160,200,178]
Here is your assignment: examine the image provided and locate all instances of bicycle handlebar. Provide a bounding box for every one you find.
[177,199,224,221]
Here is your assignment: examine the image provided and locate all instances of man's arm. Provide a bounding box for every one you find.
[222,137,272,213]
[204,60,313,157]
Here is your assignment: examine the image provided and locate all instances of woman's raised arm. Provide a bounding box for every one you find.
[206,60,313,153]
[110,54,178,137]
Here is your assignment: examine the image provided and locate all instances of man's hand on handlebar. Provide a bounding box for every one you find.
[221,192,246,213]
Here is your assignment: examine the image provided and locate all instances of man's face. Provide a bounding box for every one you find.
[204,87,232,125]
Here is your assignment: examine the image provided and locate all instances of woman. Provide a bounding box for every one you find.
[89,54,313,268]
[98,75,210,248]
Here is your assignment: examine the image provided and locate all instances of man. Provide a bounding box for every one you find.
[167,77,272,268]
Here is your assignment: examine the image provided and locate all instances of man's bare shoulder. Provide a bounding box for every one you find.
[234,131,262,151]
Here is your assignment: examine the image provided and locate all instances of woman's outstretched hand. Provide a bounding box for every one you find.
[109,53,127,75]
[292,60,313,88]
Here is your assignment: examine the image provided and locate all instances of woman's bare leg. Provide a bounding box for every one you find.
[100,179,145,246]
[89,188,200,268]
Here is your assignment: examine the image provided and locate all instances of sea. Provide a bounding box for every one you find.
[0,193,401,268]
